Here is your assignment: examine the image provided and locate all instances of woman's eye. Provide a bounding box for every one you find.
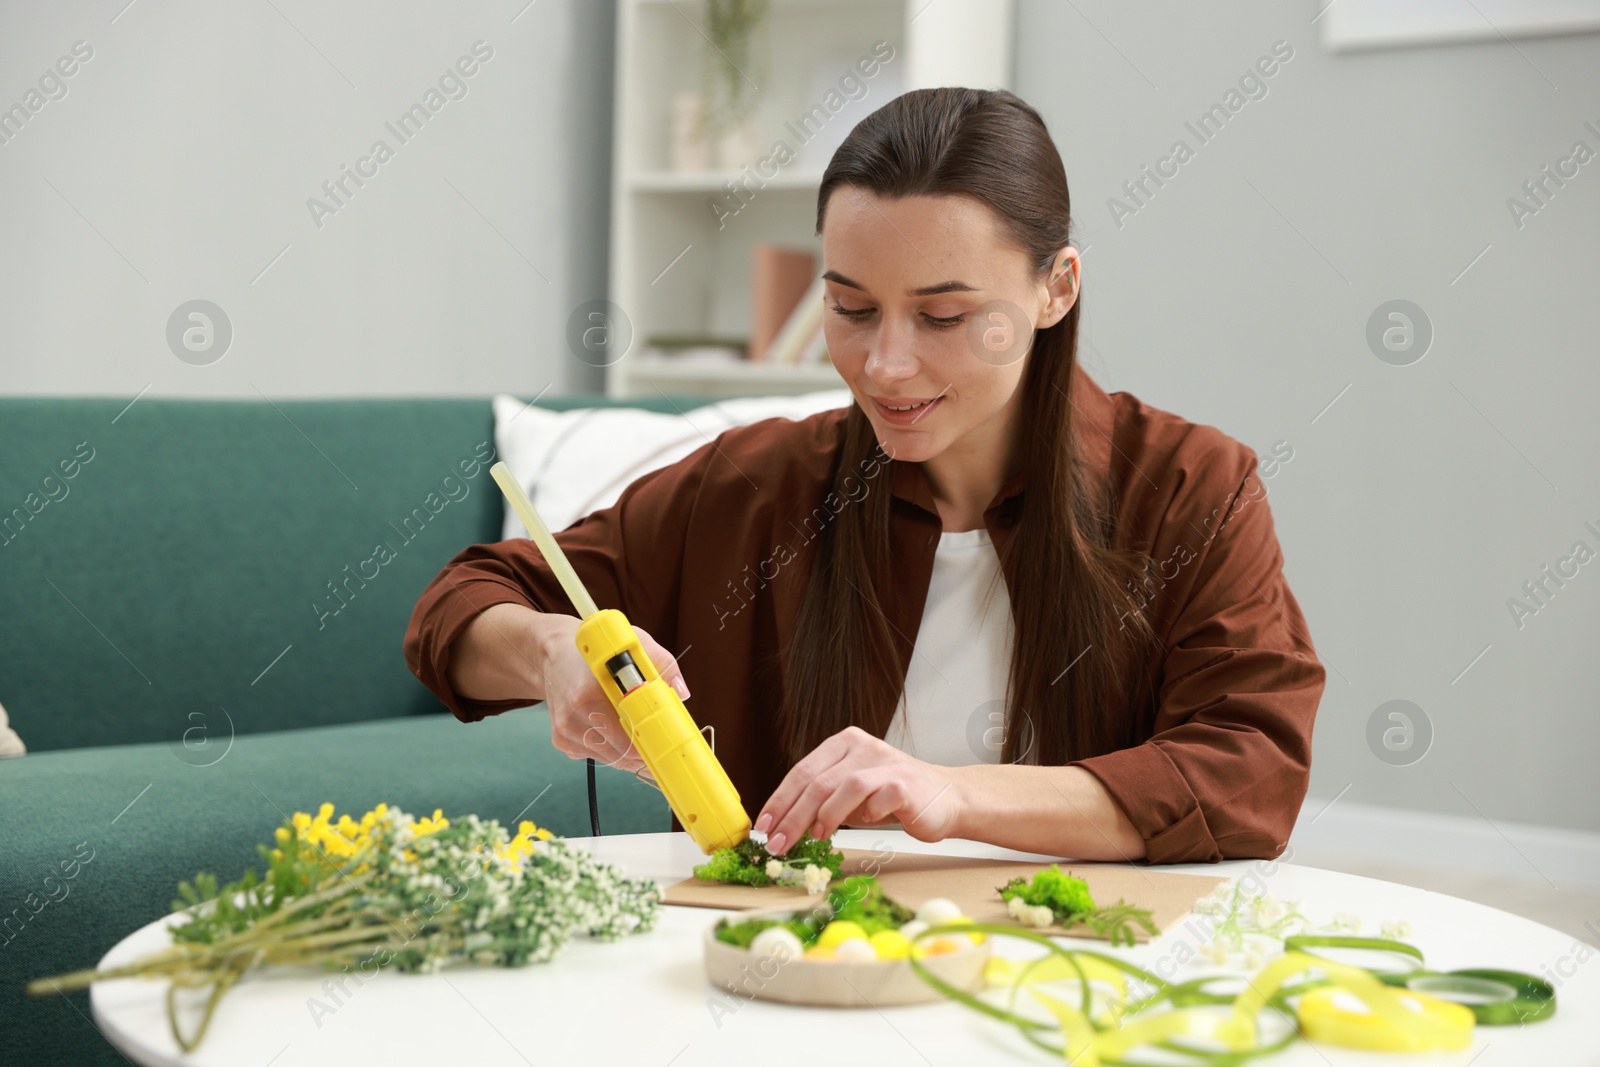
[827,304,964,329]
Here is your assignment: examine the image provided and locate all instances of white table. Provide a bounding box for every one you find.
[91,830,1600,1066]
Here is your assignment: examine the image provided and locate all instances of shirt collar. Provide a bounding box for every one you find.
[889,362,1117,518]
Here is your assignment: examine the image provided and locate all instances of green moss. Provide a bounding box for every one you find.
[997,865,1158,947]
[998,864,1095,919]
[692,831,843,887]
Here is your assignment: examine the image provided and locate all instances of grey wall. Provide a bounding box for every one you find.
[1015,0,1600,833]
[0,0,614,398]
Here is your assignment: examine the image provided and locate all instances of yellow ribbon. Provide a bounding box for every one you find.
[1222,951,1472,1052]
[1297,986,1474,1052]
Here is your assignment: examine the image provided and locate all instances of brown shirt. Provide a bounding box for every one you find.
[403,364,1325,863]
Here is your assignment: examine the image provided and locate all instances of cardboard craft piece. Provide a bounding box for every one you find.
[663,848,1230,943]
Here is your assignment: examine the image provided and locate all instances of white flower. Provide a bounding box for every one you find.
[1199,938,1232,965]
[1327,912,1362,934]
[765,859,784,881]
[1006,895,1027,918]
[1380,919,1412,940]
[1027,905,1055,928]
[1251,896,1287,928]
[803,864,831,896]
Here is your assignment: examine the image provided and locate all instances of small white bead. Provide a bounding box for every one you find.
[833,938,878,963]
[917,898,963,926]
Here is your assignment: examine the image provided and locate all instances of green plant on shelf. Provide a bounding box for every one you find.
[701,0,769,140]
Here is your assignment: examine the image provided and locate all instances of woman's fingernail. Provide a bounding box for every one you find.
[673,677,690,700]
[768,832,786,855]
[754,812,772,833]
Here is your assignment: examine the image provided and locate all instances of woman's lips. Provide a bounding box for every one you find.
[871,395,943,425]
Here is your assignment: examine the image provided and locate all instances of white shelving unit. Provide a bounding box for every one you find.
[606,0,1014,399]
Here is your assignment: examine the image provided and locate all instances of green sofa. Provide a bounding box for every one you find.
[0,392,712,1066]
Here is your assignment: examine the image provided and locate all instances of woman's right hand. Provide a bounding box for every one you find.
[535,614,691,777]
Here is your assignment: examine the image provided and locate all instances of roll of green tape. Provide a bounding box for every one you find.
[1282,934,1556,1026]
[1410,969,1557,1026]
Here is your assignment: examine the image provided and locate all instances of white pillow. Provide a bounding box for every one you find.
[492,389,854,540]
[0,700,25,758]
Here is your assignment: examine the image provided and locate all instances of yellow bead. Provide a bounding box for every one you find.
[869,930,911,960]
[803,945,836,960]
[817,920,868,949]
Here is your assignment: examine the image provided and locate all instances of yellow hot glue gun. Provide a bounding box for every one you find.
[489,461,752,854]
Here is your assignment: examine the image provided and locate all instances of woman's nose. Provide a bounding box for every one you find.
[864,318,920,383]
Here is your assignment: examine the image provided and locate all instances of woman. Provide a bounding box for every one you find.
[404,88,1324,865]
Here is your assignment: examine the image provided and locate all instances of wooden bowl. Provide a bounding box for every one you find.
[702,909,991,1008]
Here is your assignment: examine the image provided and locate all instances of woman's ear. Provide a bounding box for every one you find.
[1037,247,1080,328]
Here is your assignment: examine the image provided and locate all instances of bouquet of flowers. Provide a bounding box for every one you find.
[27,802,661,1051]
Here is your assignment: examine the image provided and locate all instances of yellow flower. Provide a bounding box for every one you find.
[277,803,479,873]
[413,809,450,837]
[494,819,555,863]
[283,802,392,874]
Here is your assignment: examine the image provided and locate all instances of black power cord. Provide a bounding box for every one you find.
[587,756,601,836]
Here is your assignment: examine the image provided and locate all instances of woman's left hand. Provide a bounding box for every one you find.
[753,726,962,855]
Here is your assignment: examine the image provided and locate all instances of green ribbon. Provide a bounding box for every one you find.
[898,924,1558,1065]
[1281,934,1425,973]
[1284,935,1556,1025]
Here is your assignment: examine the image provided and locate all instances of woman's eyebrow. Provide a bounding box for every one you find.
[822,269,979,297]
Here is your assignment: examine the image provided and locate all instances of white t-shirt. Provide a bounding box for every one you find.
[882,526,1014,767]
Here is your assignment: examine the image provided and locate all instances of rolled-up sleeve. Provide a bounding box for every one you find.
[403,436,717,723]
[1071,450,1326,863]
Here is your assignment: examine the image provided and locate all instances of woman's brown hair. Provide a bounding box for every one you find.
[774,87,1161,769]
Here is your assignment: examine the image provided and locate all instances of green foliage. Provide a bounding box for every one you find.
[168,830,348,945]
[702,0,769,131]
[169,869,271,945]
[1081,902,1160,948]
[692,831,843,887]
[826,875,913,937]
[998,865,1157,948]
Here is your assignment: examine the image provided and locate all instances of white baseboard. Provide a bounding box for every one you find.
[1289,797,1600,891]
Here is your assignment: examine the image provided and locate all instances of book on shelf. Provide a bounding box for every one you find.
[798,319,829,364]
[749,244,817,362]
[764,275,827,365]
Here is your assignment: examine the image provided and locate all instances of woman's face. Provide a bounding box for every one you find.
[819,187,1077,465]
